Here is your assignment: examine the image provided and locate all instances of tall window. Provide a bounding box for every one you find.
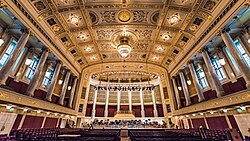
[225,47,240,73]
[196,67,208,88]
[42,68,54,87]
[234,39,250,67]
[25,56,39,80]
[211,56,226,80]
[0,40,17,67]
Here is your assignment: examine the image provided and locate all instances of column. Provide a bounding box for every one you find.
[45,61,62,101]
[139,88,145,117]
[18,113,27,129]
[0,31,12,57]
[172,77,182,109]
[14,49,32,82]
[151,88,158,117]
[159,78,168,117]
[117,90,121,112]
[25,48,49,96]
[104,85,109,117]
[201,49,225,97]
[179,70,191,106]
[0,31,30,85]
[12,47,29,76]
[41,116,47,128]
[225,115,233,129]
[221,31,250,88]
[128,89,132,111]
[217,49,237,82]
[188,61,205,102]
[58,70,71,105]
[37,63,49,87]
[91,88,98,118]
[68,77,78,108]
[166,73,177,112]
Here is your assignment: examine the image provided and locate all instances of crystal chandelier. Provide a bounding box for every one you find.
[117,36,131,58]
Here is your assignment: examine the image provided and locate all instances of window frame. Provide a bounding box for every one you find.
[211,55,227,81]
[42,67,54,88]
[234,39,250,67]
[25,56,39,80]
[195,66,208,89]
[0,40,17,67]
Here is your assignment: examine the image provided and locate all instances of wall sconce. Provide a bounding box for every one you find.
[178,86,182,91]
[218,58,226,65]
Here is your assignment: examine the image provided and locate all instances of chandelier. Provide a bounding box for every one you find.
[117,36,131,58]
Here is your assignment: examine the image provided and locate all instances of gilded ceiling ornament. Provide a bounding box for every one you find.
[117,10,132,22]
[52,25,61,32]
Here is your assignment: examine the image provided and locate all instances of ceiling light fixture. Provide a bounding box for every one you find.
[153,56,159,60]
[69,14,79,25]
[169,13,180,25]
[79,34,86,40]
[90,56,96,60]
[85,47,92,52]
[210,111,214,114]
[117,36,131,58]
[23,108,28,112]
[162,33,171,40]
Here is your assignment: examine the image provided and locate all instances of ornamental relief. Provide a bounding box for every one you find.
[98,42,116,51]
[95,29,115,40]
[132,10,148,23]
[134,29,153,40]
[100,11,117,23]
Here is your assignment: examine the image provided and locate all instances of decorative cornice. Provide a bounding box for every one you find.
[173,89,250,116]
[0,88,77,115]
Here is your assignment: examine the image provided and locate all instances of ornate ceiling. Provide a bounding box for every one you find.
[17,0,224,70]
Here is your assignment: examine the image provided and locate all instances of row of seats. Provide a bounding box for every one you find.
[0,128,237,141]
[129,128,234,141]
[4,128,120,141]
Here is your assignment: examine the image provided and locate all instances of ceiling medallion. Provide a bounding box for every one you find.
[117,10,132,22]
[189,24,198,32]
[51,25,60,32]
[168,13,181,25]
[117,36,132,58]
